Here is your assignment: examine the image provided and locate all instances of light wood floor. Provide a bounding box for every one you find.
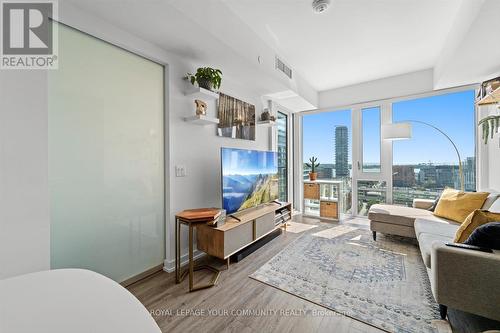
[128,215,500,333]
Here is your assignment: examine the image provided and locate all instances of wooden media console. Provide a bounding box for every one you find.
[196,201,292,260]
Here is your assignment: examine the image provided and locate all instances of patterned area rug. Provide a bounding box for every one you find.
[250,225,440,333]
[282,221,319,233]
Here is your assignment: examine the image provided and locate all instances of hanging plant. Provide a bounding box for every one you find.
[479,115,500,144]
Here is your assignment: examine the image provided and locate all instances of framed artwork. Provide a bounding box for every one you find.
[217,93,255,141]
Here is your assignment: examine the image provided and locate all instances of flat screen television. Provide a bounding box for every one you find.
[221,147,279,215]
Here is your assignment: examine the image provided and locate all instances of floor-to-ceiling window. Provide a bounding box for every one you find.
[302,109,352,215]
[277,112,288,201]
[392,90,476,206]
[361,107,381,173]
[300,87,476,218]
[355,105,387,216]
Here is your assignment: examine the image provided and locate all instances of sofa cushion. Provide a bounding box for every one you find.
[368,204,436,227]
[413,198,436,210]
[414,218,460,240]
[418,233,451,268]
[433,188,489,223]
[454,209,500,243]
[370,220,416,238]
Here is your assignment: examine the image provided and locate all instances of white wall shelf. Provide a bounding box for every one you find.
[184,114,220,125]
[257,120,276,127]
[477,87,500,106]
[184,86,219,100]
[320,197,338,203]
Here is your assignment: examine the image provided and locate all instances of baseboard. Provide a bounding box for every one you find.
[163,250,206,273]
[120,264,164,287]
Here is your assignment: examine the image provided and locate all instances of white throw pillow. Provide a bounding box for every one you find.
[488,197,500,213]
[482,191,500,210]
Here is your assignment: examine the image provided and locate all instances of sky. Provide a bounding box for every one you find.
[303,109,352,165]
[303,90,475,165]
[222,148,277,175]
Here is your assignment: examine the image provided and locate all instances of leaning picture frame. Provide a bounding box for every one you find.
[217,93,256,141]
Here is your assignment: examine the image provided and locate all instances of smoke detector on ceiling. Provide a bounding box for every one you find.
[312,0,330,14]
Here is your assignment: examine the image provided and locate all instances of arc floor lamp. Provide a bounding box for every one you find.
[383,120,465,192]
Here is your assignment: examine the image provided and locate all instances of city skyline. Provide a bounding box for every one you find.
[304,157,476,208]
[303,90,475,165]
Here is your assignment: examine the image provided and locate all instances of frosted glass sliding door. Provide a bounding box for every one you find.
[49,24,165,283]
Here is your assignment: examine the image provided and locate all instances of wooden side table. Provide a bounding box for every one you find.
[175,209,227,292]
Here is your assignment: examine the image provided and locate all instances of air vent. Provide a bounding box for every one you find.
[275,57,292,79]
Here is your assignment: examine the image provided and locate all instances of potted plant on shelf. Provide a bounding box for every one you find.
[186,67,222,91]
[305,156,320,181]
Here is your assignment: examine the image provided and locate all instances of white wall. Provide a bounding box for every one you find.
[0,2,271,278]
[166,73,271,270]
[319,69,434,109]
[0,71,50,279]
[477,104,500,191]
[60,3,273,273]
[486,138,500,190]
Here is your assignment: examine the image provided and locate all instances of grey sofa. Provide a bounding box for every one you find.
[368,194,500,322]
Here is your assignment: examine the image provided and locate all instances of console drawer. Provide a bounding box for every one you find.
[224,221,253,257]
[255,212,275,239]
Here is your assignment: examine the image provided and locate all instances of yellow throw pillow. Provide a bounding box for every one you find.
[433,188,489,223]
[454,209,500,243]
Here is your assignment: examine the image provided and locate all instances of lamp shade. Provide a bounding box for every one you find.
[382,122,412,140]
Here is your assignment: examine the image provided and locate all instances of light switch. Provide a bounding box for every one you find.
[175,165,186,177]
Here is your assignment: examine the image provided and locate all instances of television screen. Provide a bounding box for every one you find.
[221,148,279,214]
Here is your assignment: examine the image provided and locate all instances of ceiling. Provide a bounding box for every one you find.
[62,0,298,98]
[63,0,498,110]
[223,0,463,91]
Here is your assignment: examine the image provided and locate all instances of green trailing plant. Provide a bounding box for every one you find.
[479,115,500,144]
[186,67,222,91]
[305,156,320,173]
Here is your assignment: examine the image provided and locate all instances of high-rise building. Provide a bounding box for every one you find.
[435,165,455,188]
[335,126,349,177]
[463,156,476,191]
[392,165,416,187]
[418,164,437,187]
[317,164,334,179]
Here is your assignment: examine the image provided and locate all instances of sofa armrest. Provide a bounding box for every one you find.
[412,198,435,210]
[430,243,500,320]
